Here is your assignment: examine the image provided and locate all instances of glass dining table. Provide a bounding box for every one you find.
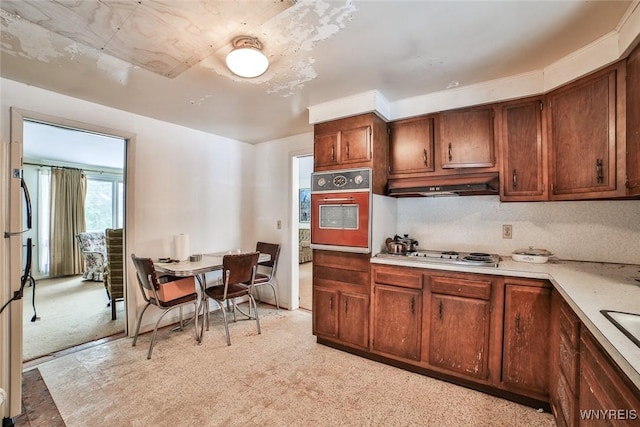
[154,251,270,342]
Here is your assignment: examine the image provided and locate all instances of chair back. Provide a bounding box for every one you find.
[105,228,124,297]
[130,254,161,302]
[256,242,281,275]
[222,251,260,289]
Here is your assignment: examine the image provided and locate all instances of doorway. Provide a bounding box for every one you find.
[295,155,313,310]
[11,110,129,361]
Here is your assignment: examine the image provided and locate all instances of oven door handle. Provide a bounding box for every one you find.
[320,197,355,202]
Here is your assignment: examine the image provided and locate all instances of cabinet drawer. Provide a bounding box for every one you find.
[373,267,423,289]
[559,301,580,348]
[559,331,579,393]
[430,276,492,300]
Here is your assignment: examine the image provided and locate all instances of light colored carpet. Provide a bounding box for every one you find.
[299,261,312,310]
[22,275,124,361]
[36,307,555,427]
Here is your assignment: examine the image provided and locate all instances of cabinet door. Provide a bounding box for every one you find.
[439,107,495,168]
[338,292,369,349]
[389,117,434,176]
[500,99,546,200]
[314,132,339,167]
[502,284,550,396]
[372,284,421,361]
[548,65,619,198]
[313,286,338,338]
[340,126,371,164]
[578,330,640,427]
[627,44,640,195]
[429,293,491,379]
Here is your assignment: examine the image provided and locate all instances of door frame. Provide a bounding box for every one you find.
[5,107,135,416]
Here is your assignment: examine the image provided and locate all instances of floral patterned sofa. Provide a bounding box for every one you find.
[76,231,107,281]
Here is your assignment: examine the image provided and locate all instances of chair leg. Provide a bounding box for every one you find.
[217,299,232,346]
[250,295,261,335]
[268,282,279,310]
[111,297,117,320]
[132,303,151,347]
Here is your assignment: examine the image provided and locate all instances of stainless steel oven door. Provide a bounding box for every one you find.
[311,191,370,253]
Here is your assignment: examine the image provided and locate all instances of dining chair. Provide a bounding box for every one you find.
[203,251,260,346]
[130,254,199,359]
[253,242,281,310]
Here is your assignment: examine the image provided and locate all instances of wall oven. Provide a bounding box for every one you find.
[310,168,371,253]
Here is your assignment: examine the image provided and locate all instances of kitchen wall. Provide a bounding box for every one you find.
[397,196,640,265]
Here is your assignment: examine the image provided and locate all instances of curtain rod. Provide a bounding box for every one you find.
[23,161,120,175]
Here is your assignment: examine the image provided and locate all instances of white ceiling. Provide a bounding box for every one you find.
[0,1,636,145]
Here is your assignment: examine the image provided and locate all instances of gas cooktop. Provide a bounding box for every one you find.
[376,250,500,268]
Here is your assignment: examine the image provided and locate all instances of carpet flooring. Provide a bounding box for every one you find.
[26,306,555,427]
[22,275,125,361]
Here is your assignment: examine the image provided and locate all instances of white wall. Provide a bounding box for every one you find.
[397,196,640,265]
[0,78,256,332]
[254,133,313,309]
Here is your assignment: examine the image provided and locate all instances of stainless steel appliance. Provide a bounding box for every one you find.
[376,249,500,268]
[311,168,371,253]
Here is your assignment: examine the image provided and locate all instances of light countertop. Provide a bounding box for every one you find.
[370,255,640,389]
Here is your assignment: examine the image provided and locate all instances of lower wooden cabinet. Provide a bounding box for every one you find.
[371,266,423,361]
[312,250,370,351]
[428,276,492,380]
[501,280,551,398]
[578,329,640,426]
[371,284,422,360]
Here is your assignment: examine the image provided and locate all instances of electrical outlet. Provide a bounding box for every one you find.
[277,220,282,230]
[502,224,513,239]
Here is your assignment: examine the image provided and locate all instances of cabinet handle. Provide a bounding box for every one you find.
[423,148,428,166]
[329,296,333,312]
[411,296,415,315]
[344,299,348,314]
[515,313,521,334]
[438,300,443,320]
[346,141,350,159]
[331,145,335,161]
[448,143,453,162]
[596,159,603,184]
[512,169,518,190]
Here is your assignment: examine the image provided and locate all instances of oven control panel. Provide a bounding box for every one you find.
[311,168,371,192]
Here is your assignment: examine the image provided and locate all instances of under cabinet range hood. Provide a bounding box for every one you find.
[387,173,500,197]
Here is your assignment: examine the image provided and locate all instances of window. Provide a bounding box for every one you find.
[85,173,124,231]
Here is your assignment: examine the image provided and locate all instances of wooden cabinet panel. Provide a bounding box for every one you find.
[430,275,491,300]
[627,43,640,195]
[429,293,491,379]
[314,132,339,168]
[389,116,435,176]
[373,266,423,289]
[579,330,640,426]
[338,292,369,350]
[313,286,338,338]
[340,126,371,165]
[502,283,550,397]
[371,284,422,361]
[500,98,547,200]
[439,106,496,169]
[548,62,625,199]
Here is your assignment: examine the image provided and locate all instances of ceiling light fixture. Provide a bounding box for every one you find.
[226,36,269,78]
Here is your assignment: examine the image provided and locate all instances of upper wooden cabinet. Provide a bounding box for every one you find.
[499,97,547,201]
[388,116,435,177]
[314,113,389,194]
[627,43,640,196]
[439,106,496,169]
[547,62,627,200]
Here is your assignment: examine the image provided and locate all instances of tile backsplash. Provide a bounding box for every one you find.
[397,196,640,265]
